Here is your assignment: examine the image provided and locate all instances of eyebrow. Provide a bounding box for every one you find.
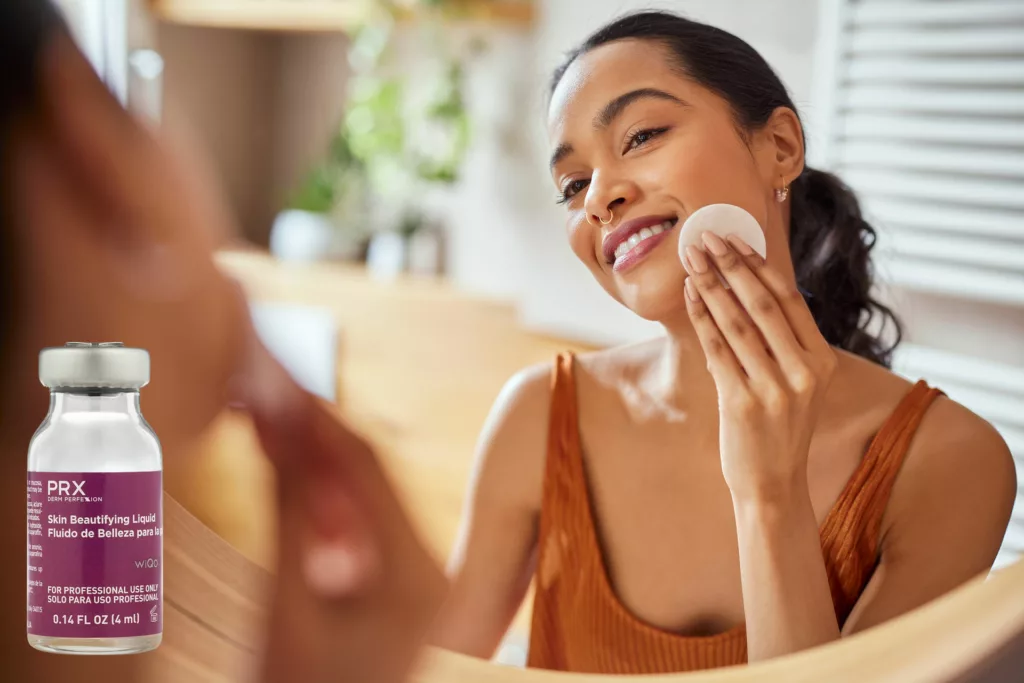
[550,142,574,170]
[597,88,688,128]
[549,88,689,170]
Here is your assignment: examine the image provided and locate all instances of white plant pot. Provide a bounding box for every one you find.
[366,232,408,280]
[270,209,350,263]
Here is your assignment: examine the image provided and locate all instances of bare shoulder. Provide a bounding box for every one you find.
[895,389,1017,517]
[485,360,554,430]
[857,356,1019,567]
[834,351,1015,478]
[464,360,556,515]
[471,343,647,502]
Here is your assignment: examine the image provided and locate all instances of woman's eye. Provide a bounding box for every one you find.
[625,127,668,153]
[557,179,589,205]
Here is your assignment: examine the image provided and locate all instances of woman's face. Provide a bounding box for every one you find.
[547,39,794,323]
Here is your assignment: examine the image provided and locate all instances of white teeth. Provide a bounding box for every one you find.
[612,220,676,263]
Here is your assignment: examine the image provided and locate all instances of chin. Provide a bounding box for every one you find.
[607,256,690,323]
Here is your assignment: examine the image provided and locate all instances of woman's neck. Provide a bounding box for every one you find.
[636,311,719,418]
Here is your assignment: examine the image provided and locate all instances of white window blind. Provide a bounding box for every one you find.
[811,0,1024,569]
[810,0,1024,305]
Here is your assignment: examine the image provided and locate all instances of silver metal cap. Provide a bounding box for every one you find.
[39,342,150,390]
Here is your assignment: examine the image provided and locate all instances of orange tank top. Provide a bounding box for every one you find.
[527,352,944,674]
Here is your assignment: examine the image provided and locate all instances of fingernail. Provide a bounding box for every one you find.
[304,542,369,597]
[685,277,700,302]
[726,234,755,256]
[701,231,729,256]
[685,246,709,274]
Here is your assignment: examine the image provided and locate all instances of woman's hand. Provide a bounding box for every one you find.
[235,331,448,683]
[682,231,838,503]
[683,230,843,660]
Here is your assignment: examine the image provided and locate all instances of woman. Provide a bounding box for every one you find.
[432,11,1017,674]
[0,2,443,682]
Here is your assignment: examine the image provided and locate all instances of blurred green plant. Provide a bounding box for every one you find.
[288,133,363,214]
[288,0,476,235]
[416,60,470,183]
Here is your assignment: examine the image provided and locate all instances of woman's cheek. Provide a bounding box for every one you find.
[649,127,742,207]
[665,150,720,205]
[566,213,599,267]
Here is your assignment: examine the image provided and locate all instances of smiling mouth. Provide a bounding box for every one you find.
[611,217,679,267]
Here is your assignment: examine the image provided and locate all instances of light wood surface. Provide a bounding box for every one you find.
[150,0,536,32]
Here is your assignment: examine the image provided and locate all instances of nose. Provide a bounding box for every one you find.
[584,170,633,227]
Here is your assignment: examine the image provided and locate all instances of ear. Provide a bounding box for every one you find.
[759,106,805,190]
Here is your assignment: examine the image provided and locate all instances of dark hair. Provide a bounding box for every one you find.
[550,11,902,368]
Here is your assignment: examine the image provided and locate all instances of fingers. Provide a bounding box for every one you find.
[684,241,777,385]
[706,232,809,380]
[231,332,307,441]
[690,231,836,400]
[243,342,380,597]
[260,393,447,683]
[252,395,381,598]
[719,233,834,379]
[683,270,747,391]
[303,466,380,597]
[750,257,831,357]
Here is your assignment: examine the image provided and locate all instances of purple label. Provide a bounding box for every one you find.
[27,471,162,638]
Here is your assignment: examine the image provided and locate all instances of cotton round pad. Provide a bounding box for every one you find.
[678,203,768,265]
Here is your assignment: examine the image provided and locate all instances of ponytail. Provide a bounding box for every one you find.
[789,168,902,368]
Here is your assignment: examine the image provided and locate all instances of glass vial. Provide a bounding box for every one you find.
[27,342,163,655]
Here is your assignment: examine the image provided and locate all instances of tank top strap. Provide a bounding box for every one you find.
[820,379,945,624]
[542,352,586,507]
